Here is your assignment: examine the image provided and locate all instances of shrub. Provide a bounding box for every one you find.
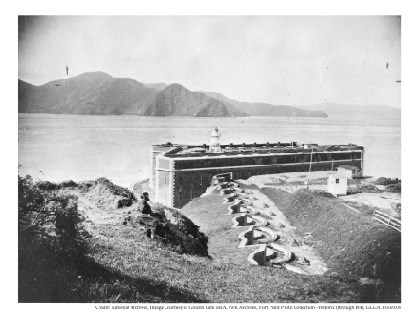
[385,183,401,193]
[359,183,380,192]
[36,180,59,191]
[59,180,78,189]
[373,177,401,186]
[18,175,88,302]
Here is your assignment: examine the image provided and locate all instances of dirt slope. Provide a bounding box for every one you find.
[261,188,401,302]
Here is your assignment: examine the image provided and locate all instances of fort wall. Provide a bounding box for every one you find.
[152,147,363,208]
[171,158,362,208]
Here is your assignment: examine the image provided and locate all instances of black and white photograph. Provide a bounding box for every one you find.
[11,4,410,312]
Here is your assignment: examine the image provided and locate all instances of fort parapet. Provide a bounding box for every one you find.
[150,140,364,208]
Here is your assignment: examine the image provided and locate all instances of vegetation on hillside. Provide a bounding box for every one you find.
[19,175,88,302]
[261,188,401,302]
[19,175,399,303]
[150,205,209,256]
[18,175,206,302]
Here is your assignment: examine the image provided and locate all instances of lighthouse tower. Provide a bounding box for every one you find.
[209,127,222,153]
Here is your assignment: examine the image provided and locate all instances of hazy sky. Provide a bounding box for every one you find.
[18,16,401,107]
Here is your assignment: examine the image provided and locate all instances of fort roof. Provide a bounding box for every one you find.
[152,142,364,159]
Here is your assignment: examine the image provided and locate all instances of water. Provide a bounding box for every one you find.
[18,113,401,187]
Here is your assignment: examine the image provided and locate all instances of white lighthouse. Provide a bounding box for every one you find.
[209,127,222,153]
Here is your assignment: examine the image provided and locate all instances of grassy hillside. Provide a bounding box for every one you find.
[261,188,401,302]
[19,176,365,303]
[19,176,208,302]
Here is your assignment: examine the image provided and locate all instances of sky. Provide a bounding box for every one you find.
[18,16,401,107]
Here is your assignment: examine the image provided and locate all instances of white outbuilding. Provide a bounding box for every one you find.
[327,174,348,197]
[337,165,362,179]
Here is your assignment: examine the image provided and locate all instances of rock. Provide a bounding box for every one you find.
[269,212,276,217]
[262,202,269,208]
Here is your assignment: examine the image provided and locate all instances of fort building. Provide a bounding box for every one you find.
[150,128,364,208]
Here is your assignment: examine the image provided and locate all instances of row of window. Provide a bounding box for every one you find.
[174,152,362,169]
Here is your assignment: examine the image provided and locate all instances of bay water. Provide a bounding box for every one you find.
[18,113,401,187]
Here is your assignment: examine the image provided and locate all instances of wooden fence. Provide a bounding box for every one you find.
[372,210,401,232]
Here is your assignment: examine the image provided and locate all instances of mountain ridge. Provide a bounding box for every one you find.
[144,83,243,117]
[300,102,400,118]
[200,91,328,118]
[18,72,246,117]
[19,71,397,118]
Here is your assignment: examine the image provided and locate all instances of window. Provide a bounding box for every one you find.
[336,179,340,184]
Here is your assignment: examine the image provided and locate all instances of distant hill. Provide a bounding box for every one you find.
[19,71,331,118]
[145,84,246,117]
[201,91,328,118]
[18,72,159,115]
[18,72,246,117]
[300,102,401,118]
